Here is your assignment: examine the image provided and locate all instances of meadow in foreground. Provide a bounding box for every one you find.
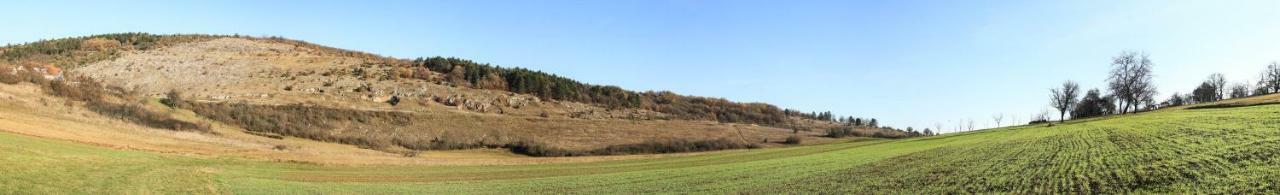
[4,96,1280,194]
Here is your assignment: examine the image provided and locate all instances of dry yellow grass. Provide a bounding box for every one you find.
[63,37,847,154]
[1182,93,1280,109]
[0,83,730,165]
[0,81,843,165]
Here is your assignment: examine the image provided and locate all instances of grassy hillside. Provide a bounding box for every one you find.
[0,34,918,156]
[5,95,1280,193]
[4,34,898,133]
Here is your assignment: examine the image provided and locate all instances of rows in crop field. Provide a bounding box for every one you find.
[27,103,1280,193]
[376,104,1280,194]
[208,104,1280,193]
[757,104,1280,193]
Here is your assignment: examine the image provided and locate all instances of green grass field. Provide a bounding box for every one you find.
[5,101,1280,194]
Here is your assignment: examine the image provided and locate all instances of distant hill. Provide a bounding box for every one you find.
[0,33,913,157]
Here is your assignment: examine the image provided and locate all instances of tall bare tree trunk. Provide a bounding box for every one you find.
[1118,101,1127,114]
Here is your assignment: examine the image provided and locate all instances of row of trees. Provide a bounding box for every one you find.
[1168,73,1228,106]
[1164,62,1280,107]
[408,57,924,138]
[780,110,881,129]
[799,110,932,138]
[906,127,936,136]
[839,116,879,128]
[1047,51,1280,122]
[1047,51,1157,122]
[408,57,843,126]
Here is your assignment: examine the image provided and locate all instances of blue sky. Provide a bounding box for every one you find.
[3,0,1278,133]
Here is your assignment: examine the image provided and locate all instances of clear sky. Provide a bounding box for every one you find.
[3,0,1278,133]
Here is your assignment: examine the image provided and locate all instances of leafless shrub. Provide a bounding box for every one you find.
[783,135,802,145]
[79,38,122,51]
[401,150,419,158]
[186,102,413,149]
[0,63,20,84]
[85,101,210,132]
[509,138,757,157]
[160,90,183,108]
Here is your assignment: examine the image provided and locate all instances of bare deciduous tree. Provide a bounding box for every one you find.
[1259,62,1280,94]
[1035,109,1052,122]
[1230,82,1251,99]
[1192,82,1218,103]
[1207,73,1226,101]
[992,114,1004,128]
[1107,51,1157,114]
[1050,80,1080,122]
[1164,92,1185,107]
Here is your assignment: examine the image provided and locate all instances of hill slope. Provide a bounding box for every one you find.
[2,34,910,158]
[5,93,1280,193]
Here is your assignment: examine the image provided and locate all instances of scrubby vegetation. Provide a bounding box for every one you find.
[56,80,210,132]
[783,135,802,145]
[404,57,799,126]
[184,101,758,156]
[183,102,413,149]
[0,63,38,84]
[85,100,211,131]
[0,33,222,69]
[0,65,210,132]
[511,138,757,157]
[825,126,864,138]
[595,138,758,155]
[159,90,182,108]
[825,126,911,139]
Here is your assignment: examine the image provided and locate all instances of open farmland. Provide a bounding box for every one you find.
[5,1,1280,193]
[5,94,1280,193]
